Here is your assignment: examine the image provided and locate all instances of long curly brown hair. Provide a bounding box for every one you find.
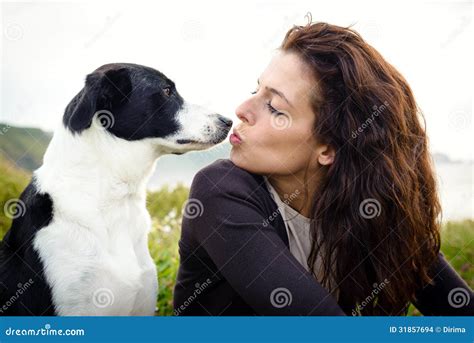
[280,20,442,315]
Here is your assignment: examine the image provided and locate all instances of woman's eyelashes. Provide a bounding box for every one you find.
[266,101,285,116]
[250,88,285,116]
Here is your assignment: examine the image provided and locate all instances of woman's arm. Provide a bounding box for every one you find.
[184,163,345,315]
[413,252,474,315]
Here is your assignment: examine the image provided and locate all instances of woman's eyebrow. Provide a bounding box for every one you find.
[257,79,293,108]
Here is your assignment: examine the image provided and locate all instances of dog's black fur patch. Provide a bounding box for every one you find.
[63,63,183,141]
[0,179,55,315]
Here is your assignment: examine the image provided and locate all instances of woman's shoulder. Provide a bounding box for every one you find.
[191,159,266,197]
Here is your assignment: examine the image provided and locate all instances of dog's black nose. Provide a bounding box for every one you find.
[216,114,233,128]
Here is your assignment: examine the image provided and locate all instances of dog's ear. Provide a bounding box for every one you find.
[63,67,132,134]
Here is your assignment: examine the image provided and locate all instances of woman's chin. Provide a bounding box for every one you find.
[229,149,242,166]
[230,150,265,175]
[230,149,252,171]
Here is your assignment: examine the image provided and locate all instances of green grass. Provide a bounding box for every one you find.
[0,155,472,316]
[0,153,30,235]
[440,220,474,284]
[408,220,474,316]
[146,185,188,316]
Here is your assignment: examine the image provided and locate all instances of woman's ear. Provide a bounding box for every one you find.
[316,144,335,165]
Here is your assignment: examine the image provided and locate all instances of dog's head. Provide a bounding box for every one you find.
[63,63,232,154]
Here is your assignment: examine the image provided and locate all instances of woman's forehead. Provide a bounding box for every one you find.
[261,51,315,101]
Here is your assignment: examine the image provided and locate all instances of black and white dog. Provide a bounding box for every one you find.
[0,63,232,315]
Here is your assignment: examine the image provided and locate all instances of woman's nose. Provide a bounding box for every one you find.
[235,99,255,125]
[236,111,248,123]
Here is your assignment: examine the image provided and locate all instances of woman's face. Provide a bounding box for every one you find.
[230,51,331,178]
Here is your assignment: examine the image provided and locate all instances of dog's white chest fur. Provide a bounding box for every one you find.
[34,198,157,316]
[32,126,159,315]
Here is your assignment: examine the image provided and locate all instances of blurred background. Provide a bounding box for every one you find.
[1,0,472,315]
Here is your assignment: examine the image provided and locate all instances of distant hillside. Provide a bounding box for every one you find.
[432,152,468,164]
[0,123,52,171]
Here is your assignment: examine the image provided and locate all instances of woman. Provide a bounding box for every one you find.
[173,21,474,316]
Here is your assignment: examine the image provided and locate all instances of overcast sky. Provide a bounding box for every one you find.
[1,0,472,160]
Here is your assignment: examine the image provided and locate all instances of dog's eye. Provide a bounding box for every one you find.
[163,87,171,97]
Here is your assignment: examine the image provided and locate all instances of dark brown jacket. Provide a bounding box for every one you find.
[174,159,474,316]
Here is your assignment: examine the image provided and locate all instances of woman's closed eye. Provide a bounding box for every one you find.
[250,89,287,116]
[266,101,286,116]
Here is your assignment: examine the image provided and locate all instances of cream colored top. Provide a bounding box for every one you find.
[263,176,339,300]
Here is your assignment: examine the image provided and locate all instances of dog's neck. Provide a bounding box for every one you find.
[35,124,162,222]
